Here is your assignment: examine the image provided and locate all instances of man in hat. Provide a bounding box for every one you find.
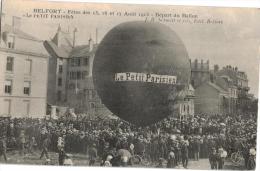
[88,143,98,166]
[40,136,50,160]
[28,136,38,154]
[193,136,201,161]
[58,147,66,165]
[209,148,218,169]
[19,130,26,156]
[181,139,189,168]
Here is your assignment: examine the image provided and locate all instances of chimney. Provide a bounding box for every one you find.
[73,27,77,47]
[89,36,93,51]
[201,59,203,69]
[195,59,198,69]
[206,60,209,70]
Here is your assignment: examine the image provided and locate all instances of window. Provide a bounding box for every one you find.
[82,71,89,79]
[76,58,81,66]
[57,91,62,101]
[58,78,62,86]
[70,59,74,66]
[84,58,89,66]
[24,81,31,95]
[8,35,15,49]
[84,89,90,99]
[70,58,81,66]
[58,65,63,74]
[90,102,95,109]
[3,99,11,115]
[69,72,73,79]
[72,72,76,80]
[91,90,96,99]
[83,89,88,96]
[76,82,81,89]
[77,71,81,79]
[6,56,14,71]
[4,80,12,94]
[24,59,32,74]
[69,83,75,89]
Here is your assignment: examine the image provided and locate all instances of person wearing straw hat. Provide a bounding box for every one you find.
[217,147,227,169]
[104,155,113,167]
[167,150,176,168]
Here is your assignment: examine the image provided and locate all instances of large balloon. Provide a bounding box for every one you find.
[93,21,190,126]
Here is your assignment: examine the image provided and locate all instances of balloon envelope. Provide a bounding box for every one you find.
[93,21,191,126]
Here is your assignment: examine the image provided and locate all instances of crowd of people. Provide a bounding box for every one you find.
[0,112,257,169]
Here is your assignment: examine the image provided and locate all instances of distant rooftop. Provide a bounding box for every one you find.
[2,24,41,42]
[44,26,97,59]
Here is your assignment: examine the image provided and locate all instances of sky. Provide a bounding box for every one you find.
[2,0,260,96]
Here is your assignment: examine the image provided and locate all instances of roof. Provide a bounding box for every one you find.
[215,76,229,91]
[216,67,248,86]
[44,40,97,59]
[207,82,228,94]
[174,84,195,101]
[2,24,41,41]
[44,40,71,58]
[44,28,98,58]
[69,44,98,58]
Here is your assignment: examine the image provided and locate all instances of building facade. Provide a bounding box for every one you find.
[192,58,253,115]
[44,26,111,118]
[0,15,49,118]
[214,65,250,113]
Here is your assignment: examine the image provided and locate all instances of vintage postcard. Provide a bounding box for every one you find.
[0,0,259,170]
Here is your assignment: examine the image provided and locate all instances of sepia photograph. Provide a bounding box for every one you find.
[0,0,259,170]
